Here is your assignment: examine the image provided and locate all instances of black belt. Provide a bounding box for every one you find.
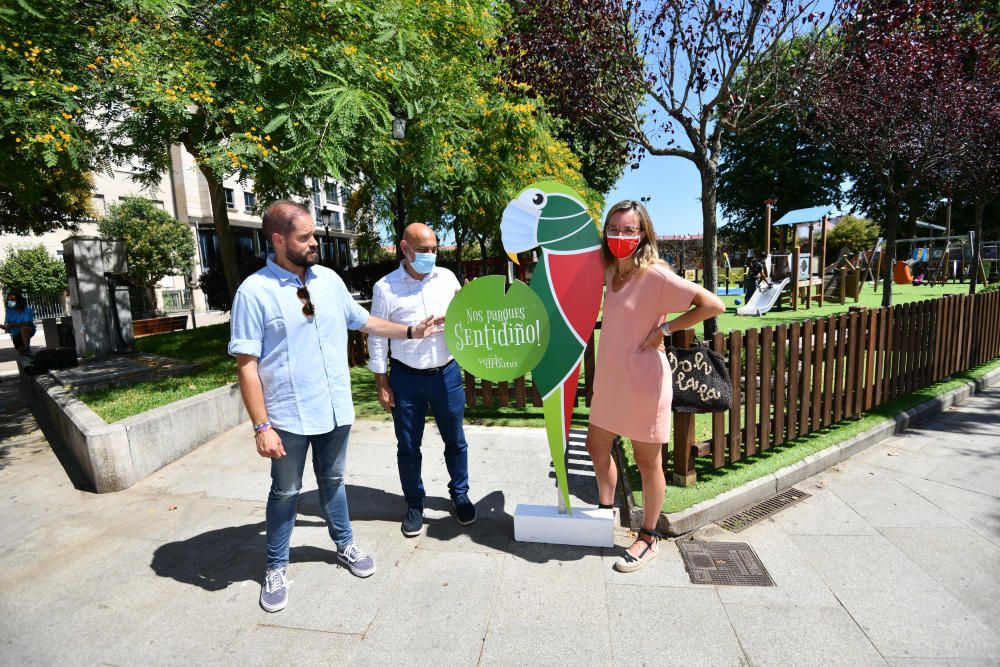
[391,358,456,376]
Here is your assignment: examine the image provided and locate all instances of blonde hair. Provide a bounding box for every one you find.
[601,200,664,278]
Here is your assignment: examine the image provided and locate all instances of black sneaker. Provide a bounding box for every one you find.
[453,494,477,526]
[401,506,424,537]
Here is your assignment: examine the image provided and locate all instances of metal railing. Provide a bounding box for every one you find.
[161,289,193,313]
[25,292,70,320]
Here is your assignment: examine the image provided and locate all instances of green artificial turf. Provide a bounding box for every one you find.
[714,281,973,334]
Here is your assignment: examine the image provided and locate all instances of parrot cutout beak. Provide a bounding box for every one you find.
[500,198,541,256]
[507,251,519,265]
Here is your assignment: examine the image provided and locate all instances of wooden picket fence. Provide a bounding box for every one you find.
[348,324,600,410]
[671,289,1000,486]
[347,290,1000,487]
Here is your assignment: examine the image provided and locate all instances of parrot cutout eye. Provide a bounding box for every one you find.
[518,188,547,210]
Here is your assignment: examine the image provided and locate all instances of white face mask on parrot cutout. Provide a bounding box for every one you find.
[500,197,541,254]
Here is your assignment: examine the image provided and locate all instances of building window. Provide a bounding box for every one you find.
[337,237,351,268]
[333,210,342,229]
[92,193,107,216]
[197,229,220,271]
[224,188,235,209]
[244,191,256,211]
[325,182,339,205]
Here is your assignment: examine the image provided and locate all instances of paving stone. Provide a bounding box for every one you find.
[824,463,966,529]
[724,603,886,666]
[770,482,880,537]
[479,544,612,666]
[606,586,745,666]
[350,550,500,666]
[880,526,1000,630]
[793,534,1000,660]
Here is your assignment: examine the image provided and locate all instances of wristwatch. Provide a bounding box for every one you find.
[659,322,672,337]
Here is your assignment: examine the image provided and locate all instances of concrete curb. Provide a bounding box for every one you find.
[617,365,1000,537]
[26,374,247,493]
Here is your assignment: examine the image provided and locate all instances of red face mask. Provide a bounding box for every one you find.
[607,235,640,259]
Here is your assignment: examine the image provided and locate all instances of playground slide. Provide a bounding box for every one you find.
[736,277,791,316]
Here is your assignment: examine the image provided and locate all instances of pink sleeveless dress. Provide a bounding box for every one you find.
[589,263,699,443]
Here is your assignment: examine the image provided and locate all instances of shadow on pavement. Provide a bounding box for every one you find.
[151,485,606,591]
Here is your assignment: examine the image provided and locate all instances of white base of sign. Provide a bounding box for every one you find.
[513,504,615,548]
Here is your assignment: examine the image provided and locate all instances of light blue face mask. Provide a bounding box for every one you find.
[410,252,436,275]
[6,300,15,309]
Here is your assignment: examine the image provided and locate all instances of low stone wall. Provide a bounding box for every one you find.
[28,375,247,493]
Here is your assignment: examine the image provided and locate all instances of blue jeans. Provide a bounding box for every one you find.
[389,360,469,509]
[265,425,353,568]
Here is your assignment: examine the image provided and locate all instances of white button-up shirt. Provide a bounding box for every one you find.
[367,263,460,373]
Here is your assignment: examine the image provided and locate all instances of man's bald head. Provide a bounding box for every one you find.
[402,223,436,247]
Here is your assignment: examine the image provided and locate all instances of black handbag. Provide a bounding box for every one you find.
[666,340,733,413]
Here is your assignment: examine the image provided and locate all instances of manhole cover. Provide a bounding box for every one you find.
[677,541,775,586]
[717,487,811,533]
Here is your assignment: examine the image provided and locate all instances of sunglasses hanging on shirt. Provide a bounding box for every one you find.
[297,285,315,317]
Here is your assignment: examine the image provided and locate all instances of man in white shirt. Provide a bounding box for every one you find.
[368,223,475,537]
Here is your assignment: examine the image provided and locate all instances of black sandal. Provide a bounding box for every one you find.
[613,528,662,573]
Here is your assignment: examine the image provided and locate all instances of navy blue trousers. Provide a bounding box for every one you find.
[389,360,469,509]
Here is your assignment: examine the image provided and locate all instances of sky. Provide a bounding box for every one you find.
[600,0,843,238]
[603,154,709,237]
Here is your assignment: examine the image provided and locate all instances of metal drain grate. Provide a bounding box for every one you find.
[717,487,811,533]
[678,541,775,586]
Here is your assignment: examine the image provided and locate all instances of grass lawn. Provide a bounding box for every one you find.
[619,356,1000,514]
[80,323,238,423]
[714,281,973,334]
[80,322,595,427]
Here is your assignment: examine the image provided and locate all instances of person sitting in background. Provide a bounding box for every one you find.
[744,251,770,301]
[2,291,36,357]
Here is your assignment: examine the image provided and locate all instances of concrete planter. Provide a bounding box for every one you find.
[27,374,247,493]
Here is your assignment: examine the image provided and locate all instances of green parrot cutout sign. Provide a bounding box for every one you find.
[450,180,604,514]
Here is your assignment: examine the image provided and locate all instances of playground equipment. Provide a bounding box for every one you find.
[736,277,791,316]
[822,243,874,304]
[718,252,745,296]
[770,205,841,311]
[892,233,968,286]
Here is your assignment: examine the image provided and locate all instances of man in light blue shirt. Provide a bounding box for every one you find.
[229,201,442,613]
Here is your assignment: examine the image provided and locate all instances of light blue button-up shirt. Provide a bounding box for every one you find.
[228,256,369,435]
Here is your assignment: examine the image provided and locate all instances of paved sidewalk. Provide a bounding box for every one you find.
[1,379,999,665]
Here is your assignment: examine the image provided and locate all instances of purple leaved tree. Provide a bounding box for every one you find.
[810,2,986,306]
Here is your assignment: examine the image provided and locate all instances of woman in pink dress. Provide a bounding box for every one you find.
[588,200,725,572]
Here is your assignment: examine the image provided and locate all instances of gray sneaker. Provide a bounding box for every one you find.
[259,566,288,612]
[337,543,376,578]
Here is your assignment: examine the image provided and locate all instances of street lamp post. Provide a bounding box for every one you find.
[391,113,407,258]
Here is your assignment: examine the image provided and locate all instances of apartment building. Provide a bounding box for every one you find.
[0,144,357,314]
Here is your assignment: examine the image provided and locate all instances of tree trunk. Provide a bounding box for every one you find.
[881,195,899,308]
[969,200,985,295]
[201,167,240,302]
[478,234,488,262]
[699,162,720,338]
